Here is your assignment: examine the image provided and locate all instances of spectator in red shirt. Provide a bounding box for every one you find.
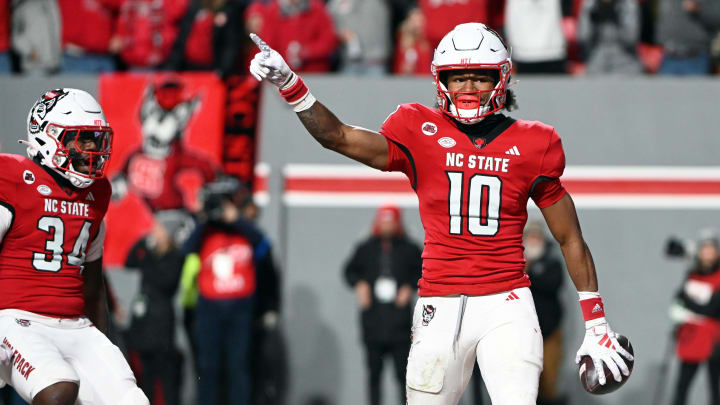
[0,0,10,73]
[166,0,246,79]
[392,8,431,75]
[245,0,337,72]
[113,0,189,69]
[418,0,504,49]
[58,0,123,73]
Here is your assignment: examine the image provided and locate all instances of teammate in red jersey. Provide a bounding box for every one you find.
[0,89,149,405]
[250,23,633,404]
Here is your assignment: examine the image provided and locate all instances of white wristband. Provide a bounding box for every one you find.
[291,92,316,112]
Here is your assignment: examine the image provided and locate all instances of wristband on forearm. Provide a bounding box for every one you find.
[579,291,607,328]
[279,73,316,113]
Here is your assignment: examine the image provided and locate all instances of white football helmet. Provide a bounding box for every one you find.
[432,23,512,124]
[24,88,113,188]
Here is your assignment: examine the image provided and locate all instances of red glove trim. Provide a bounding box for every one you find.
[580,297,605,321]
[279,76,309,104]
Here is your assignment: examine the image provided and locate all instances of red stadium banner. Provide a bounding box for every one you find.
[100,73,226,267]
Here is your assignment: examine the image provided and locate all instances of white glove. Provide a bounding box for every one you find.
[575,318,634,385]
[248,33,317,113]
[249,33,295,88]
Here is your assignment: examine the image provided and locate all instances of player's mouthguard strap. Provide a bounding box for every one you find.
[280,73,316,112]
[579,291,606,322]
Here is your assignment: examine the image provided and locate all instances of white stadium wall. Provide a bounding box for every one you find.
[1,75,720,405]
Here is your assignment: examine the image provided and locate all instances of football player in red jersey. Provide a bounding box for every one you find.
[0,89,149,405]
[250,23,634,404]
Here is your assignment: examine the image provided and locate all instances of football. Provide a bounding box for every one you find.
[578,334,634,395]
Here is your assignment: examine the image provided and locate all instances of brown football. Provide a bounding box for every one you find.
[578,334,634,395]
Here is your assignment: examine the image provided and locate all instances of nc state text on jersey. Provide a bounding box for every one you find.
[44,198,90,217]
[445,152,510,173]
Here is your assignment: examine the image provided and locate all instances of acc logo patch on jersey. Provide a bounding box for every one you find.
[37,185,52,196]
[22,170,35,184]
[438,137,456,148]
[421,122,438,136]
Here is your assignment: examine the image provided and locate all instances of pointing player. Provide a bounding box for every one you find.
[250,23,633,404]
[0,89,149,405]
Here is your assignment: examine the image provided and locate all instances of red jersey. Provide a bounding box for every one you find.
[381,104,566,296]
[0,154,111,317]
[245,0,337,73]
[197,231,256,300]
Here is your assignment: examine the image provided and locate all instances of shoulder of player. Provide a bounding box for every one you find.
[383,103,443,133]
[511,119,562,145]
[0,153,34,180]
[511,119,557,136]
[397,103,441,117]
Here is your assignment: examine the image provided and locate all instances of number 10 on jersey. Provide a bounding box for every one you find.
[446,172,502,236]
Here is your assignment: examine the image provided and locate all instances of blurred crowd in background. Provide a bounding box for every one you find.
[0,0,719,78]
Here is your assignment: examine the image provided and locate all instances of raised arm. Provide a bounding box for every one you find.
[249,34,389,170]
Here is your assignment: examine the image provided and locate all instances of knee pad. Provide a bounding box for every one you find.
[117,386,149,405]
[406,342,449,394]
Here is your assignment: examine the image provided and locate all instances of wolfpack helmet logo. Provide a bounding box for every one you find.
[29,89,69,133]
[23,170,35,184]
[421,122,438,136]
[37,185,52,195]
[422,304,436,326]
[438,137,456,148]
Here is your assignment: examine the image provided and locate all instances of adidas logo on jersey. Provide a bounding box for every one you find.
[505,146,520,156]
[86,192,95,201]
[592,303,603,313]
[505,291,520,301]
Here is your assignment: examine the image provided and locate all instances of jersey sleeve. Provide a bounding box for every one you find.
[379,105,417,189]
[530,130,567,208]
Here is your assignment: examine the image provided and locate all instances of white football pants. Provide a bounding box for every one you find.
[406,287,543,405]
[0,309,149,404]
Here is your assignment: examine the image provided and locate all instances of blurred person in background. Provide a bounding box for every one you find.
[392,8,432,75]
[669,232,720,405]
[577,0,643,74]
[113,0,188,70]
[523,221,565,405]
[343,205,422,405]
[244,0,337,72]
[328,0,390,75]
[10,0,62,74]
[180,176,279,405]
[167,0,247,79]
[418,0,504,49]
[657,0,720,75]
[124,210,191,405]
[505,0,570,74]
[0,0,11,73]
[57,0,122,73]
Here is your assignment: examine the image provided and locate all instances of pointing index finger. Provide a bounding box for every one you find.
[250,33,271,56]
